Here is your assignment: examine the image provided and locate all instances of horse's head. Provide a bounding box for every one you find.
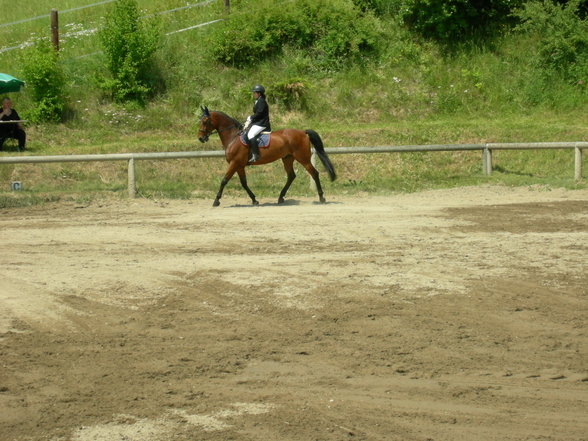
[198,107,242,144]
[198,106,213,143]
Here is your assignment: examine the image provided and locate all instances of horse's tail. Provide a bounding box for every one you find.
[305,129,336,182]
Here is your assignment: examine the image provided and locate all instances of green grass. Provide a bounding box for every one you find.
[1,0,587,207]
[2,123,584,208]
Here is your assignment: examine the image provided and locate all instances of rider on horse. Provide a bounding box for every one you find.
[243,84,271,163]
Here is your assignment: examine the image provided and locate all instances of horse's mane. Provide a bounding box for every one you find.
[214,111,243,131]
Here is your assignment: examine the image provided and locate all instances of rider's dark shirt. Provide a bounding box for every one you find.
[250,96,271,131]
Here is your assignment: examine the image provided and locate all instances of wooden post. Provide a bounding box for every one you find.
[128,158,136,198]
[487,148,493,175]
[224,0,230,14]
[50,9,59,52]
[575,145,582,181]
[483,145,492,175]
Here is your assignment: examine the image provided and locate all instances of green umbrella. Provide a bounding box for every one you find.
[0,73,25,93]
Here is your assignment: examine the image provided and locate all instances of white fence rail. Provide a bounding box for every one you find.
[1,142,586,197]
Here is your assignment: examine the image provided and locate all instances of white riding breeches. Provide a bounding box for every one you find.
[247,125,265,140]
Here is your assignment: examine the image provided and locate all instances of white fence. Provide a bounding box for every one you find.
[1,142,586,197]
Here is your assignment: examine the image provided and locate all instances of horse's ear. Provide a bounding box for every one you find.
[200,105,209,116]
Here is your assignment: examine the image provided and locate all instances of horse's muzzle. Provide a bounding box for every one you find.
[198,134,208,143]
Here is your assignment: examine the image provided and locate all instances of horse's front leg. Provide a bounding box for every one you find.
[213,177,229,207]
[213,163,238,207]
[237,168,258,205]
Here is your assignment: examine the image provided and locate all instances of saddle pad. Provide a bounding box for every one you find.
[240,132,271,148]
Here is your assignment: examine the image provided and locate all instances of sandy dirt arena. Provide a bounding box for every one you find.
[0,186,587,441]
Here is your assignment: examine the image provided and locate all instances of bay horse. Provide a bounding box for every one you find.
[197,106,336,207]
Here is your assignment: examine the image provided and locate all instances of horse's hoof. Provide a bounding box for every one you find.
[252,200,259,206]
[319,197,326,204]
[278,197,285,204]
[213,200,220,207]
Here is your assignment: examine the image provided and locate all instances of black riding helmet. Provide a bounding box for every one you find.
[251,84,265,94]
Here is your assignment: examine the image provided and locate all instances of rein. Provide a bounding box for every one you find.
[205,124,238,142]
[207,122,239,137]
[207,123,241,144]
[216,123,238,134]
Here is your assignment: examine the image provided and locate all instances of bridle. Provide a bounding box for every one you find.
[198,107,241,143]
[199,119,238,142]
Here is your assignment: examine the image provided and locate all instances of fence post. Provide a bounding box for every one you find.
[483,145,492,175]
[128,158,136,197]
[50,9,59,52]
[487,147,493,175]
[575,144,582,181]
[224,0,230,13]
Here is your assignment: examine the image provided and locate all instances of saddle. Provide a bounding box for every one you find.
[239,132,271,148]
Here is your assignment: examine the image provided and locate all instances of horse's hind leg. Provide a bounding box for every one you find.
[237,168,259,205]
[278,155,296,204]
[301,162,326,204]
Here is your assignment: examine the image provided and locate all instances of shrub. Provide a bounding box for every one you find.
[98,0,161,103]
[352,0,402,15]
[209,5,310,67]
[400,0,524,43]
[306,1,381,68]
[209,0,382,70]
[516,0,588,85]
[270,79,310,111]
[20,41,65,123]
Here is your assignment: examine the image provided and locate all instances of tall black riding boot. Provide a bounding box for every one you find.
[247,137,260,163]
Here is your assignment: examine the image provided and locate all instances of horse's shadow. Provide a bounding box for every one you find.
[227,199,342,208]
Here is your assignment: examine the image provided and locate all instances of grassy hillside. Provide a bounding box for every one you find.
[0,0,586,205]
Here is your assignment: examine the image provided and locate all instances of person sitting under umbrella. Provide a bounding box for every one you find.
[0,97,26,151]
